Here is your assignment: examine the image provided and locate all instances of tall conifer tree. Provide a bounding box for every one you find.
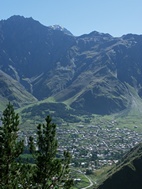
[29,115,73,189]
[0,103,24,188]
[0,104,73,188]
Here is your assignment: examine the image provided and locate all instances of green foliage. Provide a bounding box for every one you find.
[0,103,24,188]
[0,104,73,189]
[29,115,73,188]
[21,102,90,125]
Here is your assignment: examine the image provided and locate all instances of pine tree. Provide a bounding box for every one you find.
[0,103,24,188]
[29,115,73,189]
[0,104,73,188]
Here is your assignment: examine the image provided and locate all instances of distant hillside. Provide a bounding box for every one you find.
[96,143,142,189]
[0,15,142,115]
[0,70,37,109]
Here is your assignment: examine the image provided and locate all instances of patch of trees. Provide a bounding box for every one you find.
[21,102,83,123]
[0,103,73,188]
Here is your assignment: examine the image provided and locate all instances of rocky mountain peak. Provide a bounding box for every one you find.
[49,25,73,36]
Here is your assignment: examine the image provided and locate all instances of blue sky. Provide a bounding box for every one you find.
[0,0,142,37]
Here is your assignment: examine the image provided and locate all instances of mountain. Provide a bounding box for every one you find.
[49,25,73,36]
[0,70,37,108]
[0,15,142,115]
[96,143,142,189]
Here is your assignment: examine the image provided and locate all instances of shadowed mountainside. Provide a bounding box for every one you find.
[0,70,37,108]
[96,143,142,189]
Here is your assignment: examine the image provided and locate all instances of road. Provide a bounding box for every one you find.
[74,169,94,189]
[78,170,93,189]
[81,174,93,189]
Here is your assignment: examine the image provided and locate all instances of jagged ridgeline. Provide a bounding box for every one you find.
[0,15,142,116]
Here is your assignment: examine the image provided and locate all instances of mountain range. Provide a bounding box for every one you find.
[0,15,142,118]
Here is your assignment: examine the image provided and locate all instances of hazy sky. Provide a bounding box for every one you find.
[0,0,142,37]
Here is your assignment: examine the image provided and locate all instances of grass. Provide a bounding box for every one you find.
[71,170,91,189]
[92,166,113,187]
[17,99,142,134]
[9,79,142,135]
[0,96,8,111]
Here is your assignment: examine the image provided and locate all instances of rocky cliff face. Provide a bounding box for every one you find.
[0,15,142,114]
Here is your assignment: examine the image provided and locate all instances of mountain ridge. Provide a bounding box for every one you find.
[0,15,142,116]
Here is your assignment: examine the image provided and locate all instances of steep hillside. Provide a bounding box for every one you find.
[0,16,142,115]
[0,70,37,109]
[0,15,75,97]
[96,143,142,189]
